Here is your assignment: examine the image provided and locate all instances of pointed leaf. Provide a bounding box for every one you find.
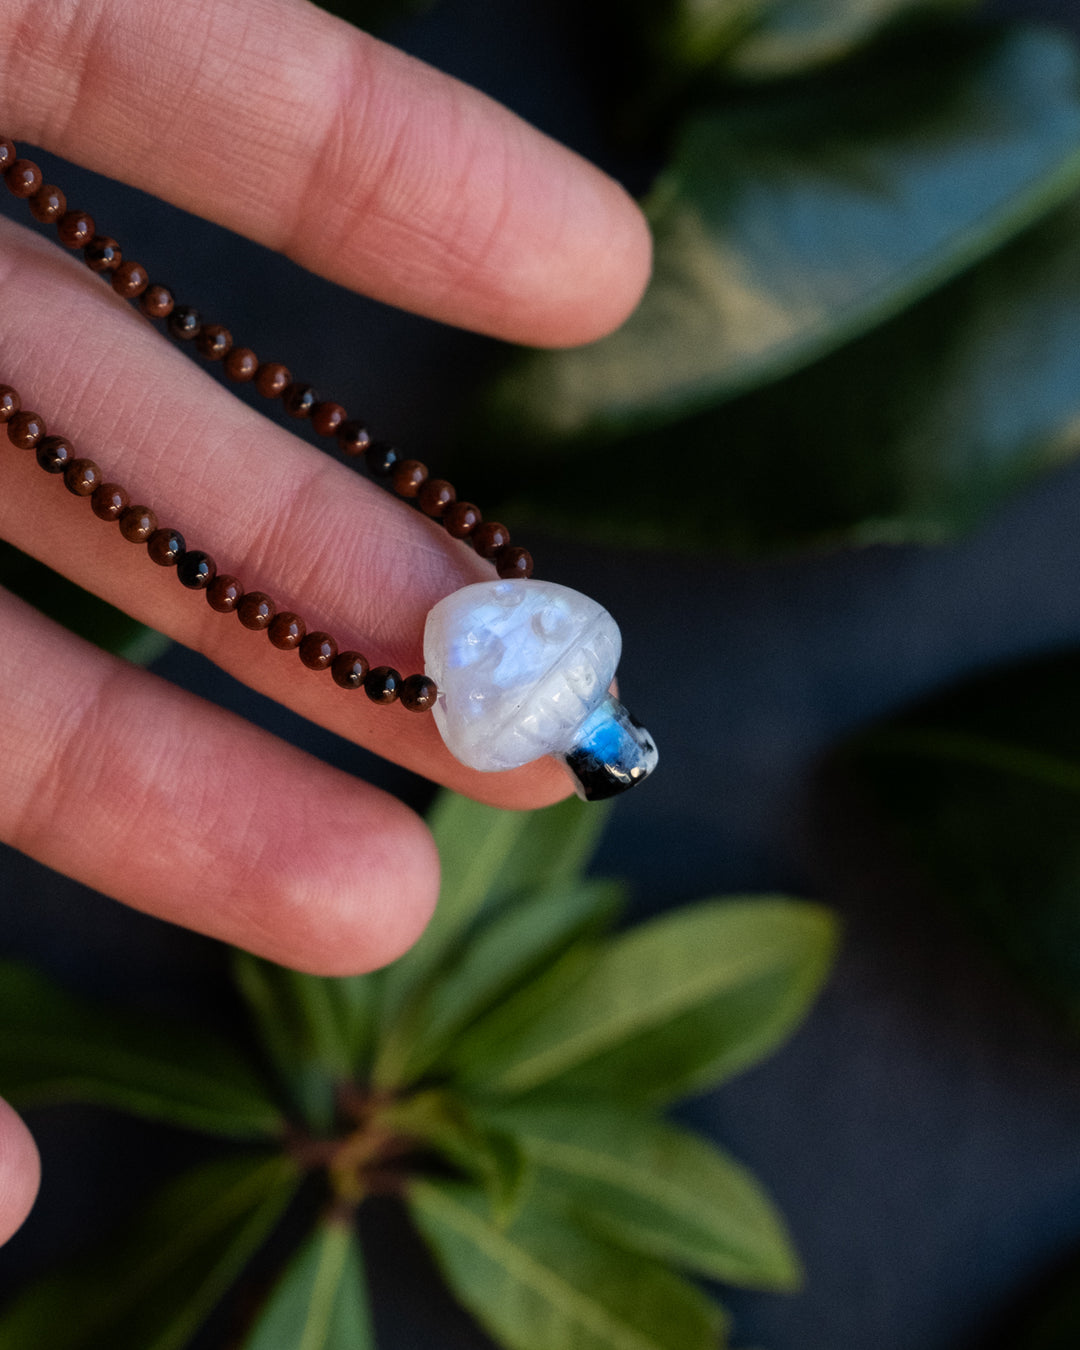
[450,899,837,1103]
[408,1180,726,1350]
[0,962,282,1137]
[242,1216,372,1350]
[0,1153,300,1350]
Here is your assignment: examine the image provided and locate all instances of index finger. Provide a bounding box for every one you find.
[0,0,651,346]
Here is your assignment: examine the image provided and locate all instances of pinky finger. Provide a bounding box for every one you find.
[0,1097,39,1247]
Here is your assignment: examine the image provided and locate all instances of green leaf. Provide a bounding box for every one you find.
[408,1179,727,1350]
[481,1101,800,1290]
[470,29,1080,449]
[449,898,837,1103]
[0,962,283,1138]
[0,1153,300,1350]
[241,1216,372,1350]
[847,648,1080,1026]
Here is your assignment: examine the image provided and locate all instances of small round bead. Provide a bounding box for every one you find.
[111,261,149,298]
[5,159,42,198]
[224,347,258,382]
[392,459,428,498]
[168,306,202,341]
[364,441,399,477]
[365,666,401,704]
[418,478,456,519]
[29,184,66,223]
[0,140,15,173]
[147,526,185,565]
[196,324,232,361]
[119,506,157,543]
[473,521,511,559]
[207,575,243,613]
[268,612,306,650]
[331,651,369,690]
[83,235,122,273]
[255,362,290,398]
[400,674,438,712]
[0,386,20,423]
[8,411,45,449]
[299,632,337,671]
[312,402,346,438]
[64,458,102,497]
[176,550,216,589]
[91,483,129,522]
[337,420,371,456]
[444,501,481,539]
[237,591,275,630]
[140,284,175,319]
[496,545,534,580]
[282,382,317,418]
[57,209,95,249]
[35,436,73,474]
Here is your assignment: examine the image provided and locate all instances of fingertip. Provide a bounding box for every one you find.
[0,1098,40,1248]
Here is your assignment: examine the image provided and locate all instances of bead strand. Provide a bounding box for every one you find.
[0,381,438,713]
[0,136,534,584]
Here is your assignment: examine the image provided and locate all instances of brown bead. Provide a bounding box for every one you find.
[57,209,95,249]
[311,402,346,438]
[365,666,401,704]
[255,362,290,399]
[196,324,232,361]
[0,140,15,173]
[168,306,201,341]
[268,611,306,650]
[5,159,41,198]
[8,410,45,449]
[84,236,122,273]
[238,591,276,630]
[207,575,243,613]
[177,550,216,589]
[111,261,149,298]
[337,420,371,457]
[418,478,455,518]
[299,631,337,671]
[0,386,19,422]
[140,284,174,319]
[496,545,534,580]
[118,506,157,543]
[147,526,185,565]
[64,458,102,497]
[282,382,317,418]
[35,436,73,474]
[365,442,398,477]
[473,521,510,559]
[91,482,129,522]
[392,459,428,498]
[444,501,481,539]
[224,347,258,382]
[29,184,66,223]
[331,651,369,690]
[400,674,438,712]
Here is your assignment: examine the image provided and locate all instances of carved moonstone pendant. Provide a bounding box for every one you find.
[423,578,658,800]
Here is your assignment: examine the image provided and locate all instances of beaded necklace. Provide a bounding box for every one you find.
[0,137,657,800]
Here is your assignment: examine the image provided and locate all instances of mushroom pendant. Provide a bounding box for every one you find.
[423,579,658,800]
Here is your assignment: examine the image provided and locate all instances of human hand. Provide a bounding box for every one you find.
[0,0,651,1244]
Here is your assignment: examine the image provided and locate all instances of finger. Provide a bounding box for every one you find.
[0,1097,39,1247]
[0,213,574,810]
[1,0,651,347]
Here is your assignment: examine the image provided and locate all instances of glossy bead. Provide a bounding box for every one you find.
[282,382,317,418]
[8,411,45,449]
[140,285,174,319]
[5,159,42,198]
[64,459,101,497]
[35,435,73,474]
[147,526,185,565]
[238,591,275,630]
[365,441,399,477]
[472,521,510,559]
[299,632,337,671]
[0,140,15,173]
[224,347,259,382]
[83,235,122,273]
[268,611,306,650]
[337,420,371,456]
[111,260,149,298]
[365,666,401,704]
[119,506,158,543]
[400,673,438,712]
[168,306,202,341]
[91,483,130,522]
[331,651,369,690]
[392,459,428,498]
[444,501,481,539]
[255,362,290,398]
[207,575,243,613]
[496,545,534,580]
[0,386,19,422]
[29,184,66,223]
[418,478,455,518]
[197,324,232,361]
[177,550,216,589]
[312,402,346,438]
[57,210,95,248]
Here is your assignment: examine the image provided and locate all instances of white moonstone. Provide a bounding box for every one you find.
[423,579,621,772]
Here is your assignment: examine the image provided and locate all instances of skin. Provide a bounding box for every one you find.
[0,0,652,1244]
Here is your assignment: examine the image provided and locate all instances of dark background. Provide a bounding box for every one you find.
[5,1,1080,1347]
